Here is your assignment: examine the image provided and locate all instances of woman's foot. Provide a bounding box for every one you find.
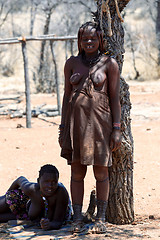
[89,199,108,234]
[90,219,107,234]
[70,220,84,233]
[71,204,85,233]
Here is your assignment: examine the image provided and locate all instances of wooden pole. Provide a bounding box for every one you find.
[70,39,73,56]
[0,34,77,123]
[21,40,31,128]
[0,35,77,45]
[50,41,61,115]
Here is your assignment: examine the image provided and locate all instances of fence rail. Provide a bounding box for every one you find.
[0,34,77,44]
[0,34,77,128]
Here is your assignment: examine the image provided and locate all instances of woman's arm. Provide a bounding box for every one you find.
[60,57,73,126]
[59,57,73,147]
[107,58,121,151]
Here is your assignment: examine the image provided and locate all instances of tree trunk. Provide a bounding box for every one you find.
[127,31,140,80]
[30,0,38,36]
[95,0,134,224]
[156,0,160,66]
[38,10,52,91]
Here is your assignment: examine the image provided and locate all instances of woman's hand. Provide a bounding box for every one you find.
[58,126,64,148]
[109,129,122,152]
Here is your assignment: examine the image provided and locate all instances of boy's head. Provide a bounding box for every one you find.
[38,164,59,179]
[38,164,59,197]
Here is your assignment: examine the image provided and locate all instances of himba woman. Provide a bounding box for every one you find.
[59,21,121,233]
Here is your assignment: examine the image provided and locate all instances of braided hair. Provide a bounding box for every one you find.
[77,21,104,56]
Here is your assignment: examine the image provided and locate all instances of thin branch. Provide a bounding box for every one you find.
[0,1,5,16]
[0,8,12,27]
[145,0,156,22]
[62,0,93,11]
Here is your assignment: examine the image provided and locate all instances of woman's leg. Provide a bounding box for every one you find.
[92,165,109,233]
[71,162,87,206]
[0,195,16,222]
[70,162,87,231]
[93,165,109,202]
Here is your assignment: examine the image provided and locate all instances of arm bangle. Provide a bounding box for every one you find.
[113,122,121,128]
[113,126,121,130]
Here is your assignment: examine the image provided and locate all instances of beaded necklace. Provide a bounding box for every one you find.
[82,53,101,67]
[42,196,48,218]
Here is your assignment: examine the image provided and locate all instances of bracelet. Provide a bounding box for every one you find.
[113,122,121,128]
[113,126,121,130]
[59,124,65,129]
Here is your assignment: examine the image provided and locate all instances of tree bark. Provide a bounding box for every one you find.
[95,0,134,224]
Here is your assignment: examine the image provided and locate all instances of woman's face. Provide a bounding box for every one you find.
[81,26,99,54]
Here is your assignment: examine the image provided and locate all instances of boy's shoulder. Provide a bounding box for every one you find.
[29,182,40,194]
[57,183,69,196]
[20,181,39,198]
[58,182,67,190]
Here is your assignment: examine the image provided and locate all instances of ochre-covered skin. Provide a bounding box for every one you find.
[59,22,121,234]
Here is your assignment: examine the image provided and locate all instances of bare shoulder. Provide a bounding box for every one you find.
[102,55,119,73]
[57,183,69,198]
[22,181,38,197]
[102,55,118,66]
[65,55,79,66]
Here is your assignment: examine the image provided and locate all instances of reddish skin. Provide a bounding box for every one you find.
[60,25,121,230]
[0,173,69,230]
[61,26,121,151]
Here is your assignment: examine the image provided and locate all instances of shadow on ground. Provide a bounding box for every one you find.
[0,215,159,240]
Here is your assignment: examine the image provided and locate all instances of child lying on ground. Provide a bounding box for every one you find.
[0,164,72,230]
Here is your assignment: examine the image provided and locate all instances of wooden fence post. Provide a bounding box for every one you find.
[50,40,61,115]
[21,39,32,128]
[0,35,77,122]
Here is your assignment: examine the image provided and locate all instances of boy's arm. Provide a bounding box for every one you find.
[40,187,69,230]
[40,218,62,230]
[7,176,35,197]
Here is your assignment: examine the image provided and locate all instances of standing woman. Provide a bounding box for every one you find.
[59,21,121,233]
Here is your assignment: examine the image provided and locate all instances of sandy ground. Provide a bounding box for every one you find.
[0,80,160,239]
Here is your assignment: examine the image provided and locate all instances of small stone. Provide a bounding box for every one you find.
[131,221,137,225]
[17,124,24,128]
[149,215,155,220]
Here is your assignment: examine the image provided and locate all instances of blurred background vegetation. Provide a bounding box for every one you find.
[0,0,159,93]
